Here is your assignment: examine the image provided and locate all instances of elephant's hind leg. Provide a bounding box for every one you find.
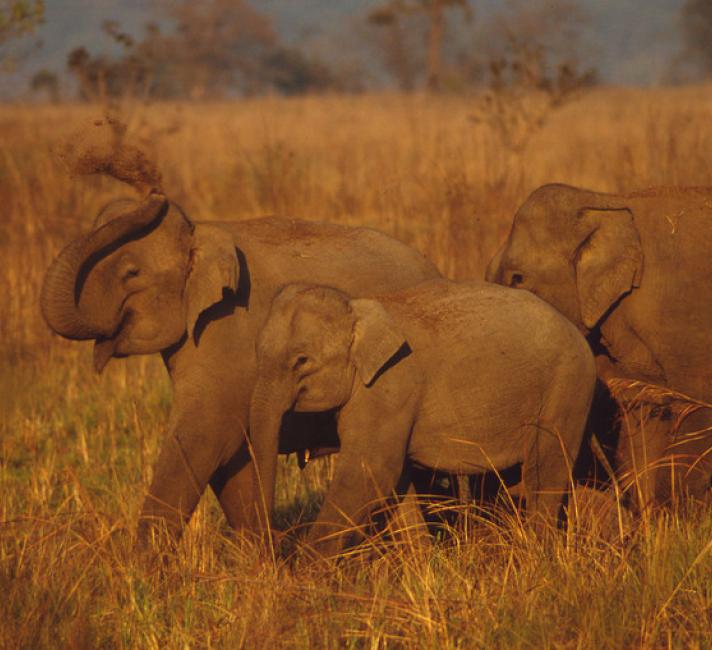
[522,423,575,528]
[523,382,593,528]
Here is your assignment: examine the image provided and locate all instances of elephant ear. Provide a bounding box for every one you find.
[184,224,239,340]
[350,298,407,386]
[574,208,643,329]
[485,241,506,283]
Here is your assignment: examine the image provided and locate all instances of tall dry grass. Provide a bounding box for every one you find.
[1,87,712,647]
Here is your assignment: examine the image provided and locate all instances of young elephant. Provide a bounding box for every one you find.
[250,280,597,555]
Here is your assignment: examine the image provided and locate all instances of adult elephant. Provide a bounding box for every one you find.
[486,183,712,508]
[41,190,441,544]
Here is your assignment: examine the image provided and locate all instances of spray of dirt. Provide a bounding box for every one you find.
[57,114,163,194]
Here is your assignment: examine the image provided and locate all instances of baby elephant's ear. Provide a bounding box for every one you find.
[185,224,239,341]
[350,298,407,386]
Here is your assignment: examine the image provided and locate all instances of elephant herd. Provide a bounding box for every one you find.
[40,183,712,557]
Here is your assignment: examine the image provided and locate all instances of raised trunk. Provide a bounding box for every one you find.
[248,377,293,533]
[40,193,168,340]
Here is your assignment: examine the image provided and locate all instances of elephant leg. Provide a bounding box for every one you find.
[616,404,670,512]
[384,480,432,552]
[181,379,263,533]
[456,473,472,505]
[446,473,472,536]
[306,448,407,557]
[523,414,587,528]
[209,443,256,530]
[138,388,252,546]
[522,437,568,527]
[304,379,416,557]
[662,408,712,505]
[138,425,217,547]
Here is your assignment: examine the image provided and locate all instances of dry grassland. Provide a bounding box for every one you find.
[1,87,712,648]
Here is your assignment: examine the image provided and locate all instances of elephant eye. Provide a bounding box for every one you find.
[293,355,309,370]
[122,266,140,282]
[505,270,525,288]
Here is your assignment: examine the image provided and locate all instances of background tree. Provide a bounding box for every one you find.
[29,67,57,101]
[65,2,338,101]
[471,0,597,152]
[0,0,44,70]
[0,0,42,43]
[66,22,148,102]
[680,0,712,78]
[261,47,336,95]
[367,3,421,91]
[423,0,471,90]
[368,0,470,91]
[166,0,277,98]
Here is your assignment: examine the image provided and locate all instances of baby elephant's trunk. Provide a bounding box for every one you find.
[248,376,294,535]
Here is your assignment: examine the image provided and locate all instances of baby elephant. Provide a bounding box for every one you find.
[250,280,596,555]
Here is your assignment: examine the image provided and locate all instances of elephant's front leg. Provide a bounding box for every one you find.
[616,403,671,512]
[138,413,219,547]
[138,386,254,547]
[660,407,712,505]
[306,396,415,557]
[384,479,433,552]
[208,442,256,529]
[306,448,407,556]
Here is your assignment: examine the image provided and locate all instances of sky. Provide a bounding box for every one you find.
[1,0,691,98]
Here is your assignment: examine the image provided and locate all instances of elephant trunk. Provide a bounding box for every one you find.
[40,193,168,340]
[248,375,294,533]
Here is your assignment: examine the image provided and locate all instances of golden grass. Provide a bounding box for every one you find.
[1,87,712,647]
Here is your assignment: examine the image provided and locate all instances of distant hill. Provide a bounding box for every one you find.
[3,0,687,99]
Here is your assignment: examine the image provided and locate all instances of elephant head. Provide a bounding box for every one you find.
[248,284,406,528]
[485,183,644,331]
[41,192,239,371]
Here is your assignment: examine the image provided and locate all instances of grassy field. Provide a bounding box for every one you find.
[1,87,712,648]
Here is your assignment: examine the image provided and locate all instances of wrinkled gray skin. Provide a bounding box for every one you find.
[486,183,712,508]
[40,192,441,544]
[250,280,596,556]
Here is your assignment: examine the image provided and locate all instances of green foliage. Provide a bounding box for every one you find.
[0,0,43,70]
[0,0,43,44]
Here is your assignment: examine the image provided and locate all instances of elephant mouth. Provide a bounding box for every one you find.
[93,335,118,373]
[297,445,340,469]
[278,408,341,468]
[92,309,132,372]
